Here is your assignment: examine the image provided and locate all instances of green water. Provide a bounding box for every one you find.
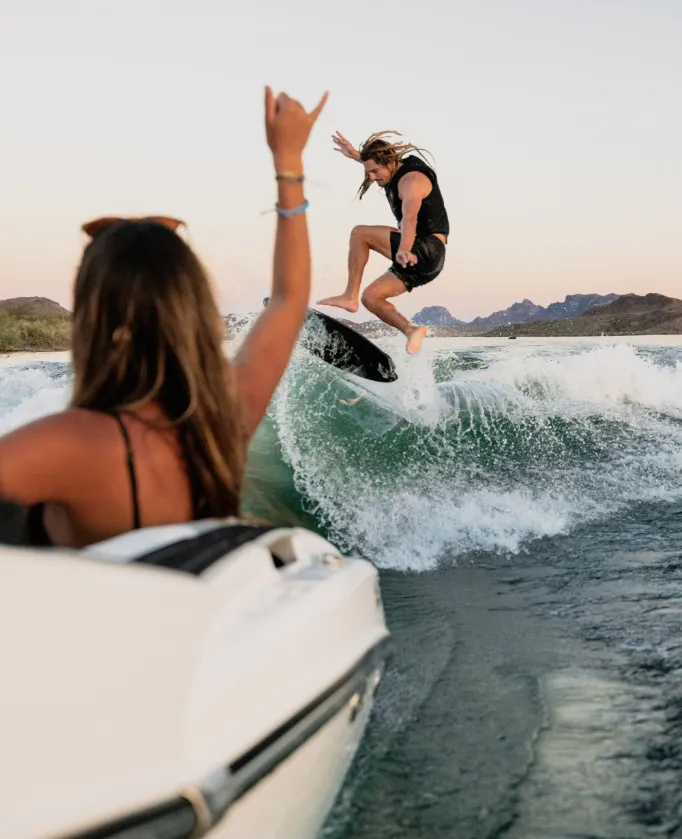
[245,334,682,838]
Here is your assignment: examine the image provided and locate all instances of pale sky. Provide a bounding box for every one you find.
[1,0,680,322]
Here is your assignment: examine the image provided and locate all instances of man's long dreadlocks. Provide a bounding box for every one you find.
[357,131,435,199]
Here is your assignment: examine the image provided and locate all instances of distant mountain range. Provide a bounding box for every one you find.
[328,292,682,339]
[484,293,682,338]
[5,293,679,347]
[413,293,621,331]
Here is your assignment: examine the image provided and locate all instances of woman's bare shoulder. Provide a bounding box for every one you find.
[1,408,113,445]
[0,409,116,504]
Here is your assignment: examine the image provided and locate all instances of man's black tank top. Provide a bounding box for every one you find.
[384,155,449,238]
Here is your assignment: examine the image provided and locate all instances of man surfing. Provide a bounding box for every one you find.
[318,131,449,355]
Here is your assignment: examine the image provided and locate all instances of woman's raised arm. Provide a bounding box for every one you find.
[233,87,327,440]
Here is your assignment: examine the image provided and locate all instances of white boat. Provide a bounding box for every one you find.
[0,520,389,839]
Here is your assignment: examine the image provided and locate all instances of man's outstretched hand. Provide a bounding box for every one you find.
[332,131,361,161]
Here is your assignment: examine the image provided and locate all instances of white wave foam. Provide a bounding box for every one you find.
[338,341,682,431]
[0,363,71,434]
[271,340,682,571]
[341,347,513,429]
[474,343,682,418]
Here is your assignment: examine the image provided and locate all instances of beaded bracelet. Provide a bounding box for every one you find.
[275,200,309,218]
[275,171,305,183]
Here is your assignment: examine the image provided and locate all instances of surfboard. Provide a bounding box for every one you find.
[263,299,398,383]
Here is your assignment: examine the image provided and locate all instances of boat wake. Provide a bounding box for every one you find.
[2,341,682,571]
[251,340,682,570]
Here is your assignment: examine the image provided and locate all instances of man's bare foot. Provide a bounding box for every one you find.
[316,294,360,314]
[405,325,427,355]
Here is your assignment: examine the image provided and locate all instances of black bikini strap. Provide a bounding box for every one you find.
[111,413,141,530]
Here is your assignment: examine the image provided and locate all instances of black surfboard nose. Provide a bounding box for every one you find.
[302,309,398,383]
[259,299,397,382]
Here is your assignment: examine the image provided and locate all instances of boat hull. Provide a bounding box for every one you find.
[0,521,389,839]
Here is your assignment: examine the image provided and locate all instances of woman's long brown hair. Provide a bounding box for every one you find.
[70,220,244,519]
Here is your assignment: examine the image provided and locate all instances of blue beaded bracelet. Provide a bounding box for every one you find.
[275,200,309,218]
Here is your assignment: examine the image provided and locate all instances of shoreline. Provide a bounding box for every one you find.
[2,332,682,366]
[0,341,239,367]
[0,350,71,366]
